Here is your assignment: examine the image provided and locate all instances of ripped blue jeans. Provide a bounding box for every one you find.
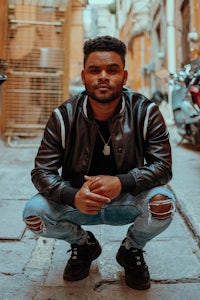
[23,185,176,249]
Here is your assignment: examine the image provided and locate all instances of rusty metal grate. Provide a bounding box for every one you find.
[4,0,68,145]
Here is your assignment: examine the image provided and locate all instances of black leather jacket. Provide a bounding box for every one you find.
[31,88,172,207]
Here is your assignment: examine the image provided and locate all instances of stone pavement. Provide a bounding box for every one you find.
[0,125,200,300]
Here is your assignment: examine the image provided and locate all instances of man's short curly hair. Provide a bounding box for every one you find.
[83,35,127,67]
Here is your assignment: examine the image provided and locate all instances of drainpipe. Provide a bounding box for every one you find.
[166,0,176,124]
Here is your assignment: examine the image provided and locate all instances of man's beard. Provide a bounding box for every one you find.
[85,82,124,104]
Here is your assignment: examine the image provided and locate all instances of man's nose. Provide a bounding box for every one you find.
[99,70,108,80]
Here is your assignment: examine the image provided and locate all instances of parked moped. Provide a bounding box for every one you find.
[170,64,200,144]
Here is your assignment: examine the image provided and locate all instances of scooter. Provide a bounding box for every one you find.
[170,64,200,144]
[150,90,168,106]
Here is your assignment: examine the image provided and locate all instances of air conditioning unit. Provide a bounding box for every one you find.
[40,48,63,69]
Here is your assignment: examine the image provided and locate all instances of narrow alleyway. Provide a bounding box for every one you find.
[0,125,200,299]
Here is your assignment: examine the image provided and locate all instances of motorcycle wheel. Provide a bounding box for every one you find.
[173,109,187,137]
[173,108,200,144]
[186,123,200,144]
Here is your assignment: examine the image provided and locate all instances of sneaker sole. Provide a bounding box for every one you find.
[125,274,151,290]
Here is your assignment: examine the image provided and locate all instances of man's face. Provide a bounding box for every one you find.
[81,51,128,104]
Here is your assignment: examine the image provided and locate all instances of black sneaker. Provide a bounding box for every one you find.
[116,240,151,290]
[63,231,102,281]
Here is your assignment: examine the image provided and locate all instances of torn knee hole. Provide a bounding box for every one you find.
[149,195,174,219]
[24,216,44,232]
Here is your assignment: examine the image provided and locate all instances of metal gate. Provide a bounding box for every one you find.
[4,0,68,145]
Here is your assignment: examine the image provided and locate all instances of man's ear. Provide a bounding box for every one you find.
[81,70,85,84]
[123,70,128,85]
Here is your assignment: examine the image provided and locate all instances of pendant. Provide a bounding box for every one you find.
[103,144,110,155]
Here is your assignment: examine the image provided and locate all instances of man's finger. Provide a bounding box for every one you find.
[89,192,110,203]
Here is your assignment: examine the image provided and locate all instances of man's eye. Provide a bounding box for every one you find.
[108,69,117,74]
[90,69,99,73]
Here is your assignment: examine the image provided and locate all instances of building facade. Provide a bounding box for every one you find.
[1,0,200,138]
[117,0,200,98]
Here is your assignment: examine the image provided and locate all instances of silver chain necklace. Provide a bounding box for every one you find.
[98,130,111,156]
